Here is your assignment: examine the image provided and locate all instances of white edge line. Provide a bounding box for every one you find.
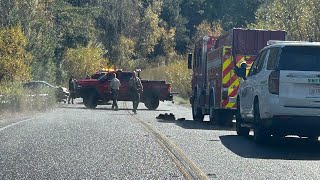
[0,118,35,132]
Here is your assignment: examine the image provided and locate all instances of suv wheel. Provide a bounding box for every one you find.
[236,99,250,137]
[253,101,270,144]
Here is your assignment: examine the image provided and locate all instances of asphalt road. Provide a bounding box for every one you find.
[1,99,320,179]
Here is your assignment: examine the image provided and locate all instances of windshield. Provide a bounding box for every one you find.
[279,46,320,71]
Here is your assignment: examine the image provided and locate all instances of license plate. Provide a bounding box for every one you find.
[310,85,320,95]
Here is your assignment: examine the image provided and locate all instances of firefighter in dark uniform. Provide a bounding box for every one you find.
[129,71,143,114]
[68,75,76,104]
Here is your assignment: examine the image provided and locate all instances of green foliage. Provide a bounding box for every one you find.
[0,26,32,82]
[252,0,320,41]
[138,2,164,57]
[117,35,137,69]
[189,20,223,49]
[1,0,292,112]
[165,57,192,99]
[62,44,109,79]
[97,0,140,64]
[142,56,192,99]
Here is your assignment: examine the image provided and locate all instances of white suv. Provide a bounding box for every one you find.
[235,41,320,143]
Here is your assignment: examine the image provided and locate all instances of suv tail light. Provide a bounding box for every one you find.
[268,70,280,95]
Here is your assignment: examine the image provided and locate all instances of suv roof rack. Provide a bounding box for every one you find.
[267,40,309,45]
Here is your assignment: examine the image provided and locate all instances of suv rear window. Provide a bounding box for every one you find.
[279,46,320,71]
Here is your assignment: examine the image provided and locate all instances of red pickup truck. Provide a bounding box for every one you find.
[75,70,174,110]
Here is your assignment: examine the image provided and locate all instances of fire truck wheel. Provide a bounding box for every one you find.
[144,95,159,110]
[209,92,216,124]
[192,94,204,121]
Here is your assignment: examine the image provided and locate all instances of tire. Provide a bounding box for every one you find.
[144,95,159,110]
[84,94,98,109]
[83,96,89,107]
[236,99,250,137]
[209,92,215,124]
[253,101,270,144]
[209,108,215,124]
[192,91,204,121]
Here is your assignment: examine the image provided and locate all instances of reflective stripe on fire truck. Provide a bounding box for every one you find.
[222,46,254,109]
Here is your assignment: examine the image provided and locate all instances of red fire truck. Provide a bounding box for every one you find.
[188,28,287,125]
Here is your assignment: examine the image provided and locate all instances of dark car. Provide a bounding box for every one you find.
[23,81,69,103]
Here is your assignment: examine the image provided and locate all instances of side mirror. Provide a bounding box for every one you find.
[188,53,192,69]
[234,65,247,80]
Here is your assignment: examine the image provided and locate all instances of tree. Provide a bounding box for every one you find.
[252,0,320,41]
[137,2,164,58]
[0,26,32,82]
[203,0,265,30]
[161,0,189,53]
[97,0,141,64]
[188,20,222,51]
[0,0,60,83]
[62,44,108,79]
[117,35,136,69]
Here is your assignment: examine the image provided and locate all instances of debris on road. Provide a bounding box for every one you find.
[177,118,185,121]
[156,113,176,121]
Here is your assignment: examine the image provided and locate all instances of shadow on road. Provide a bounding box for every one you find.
[58,106,88,110]
[58,106,170,112]
[157,119,235,131]
[220,135,320,160]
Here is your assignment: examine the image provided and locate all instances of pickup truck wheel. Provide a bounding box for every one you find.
[85,94,98,109]
[253,101,270,144]
[236,100,250,137]
[144,96,159,110]
[83,96,89,107]
[192,92,204,121]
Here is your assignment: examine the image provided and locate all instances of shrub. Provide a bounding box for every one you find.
[164,59,192,99]
[140,55,192,100]
[0,81,56,113]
